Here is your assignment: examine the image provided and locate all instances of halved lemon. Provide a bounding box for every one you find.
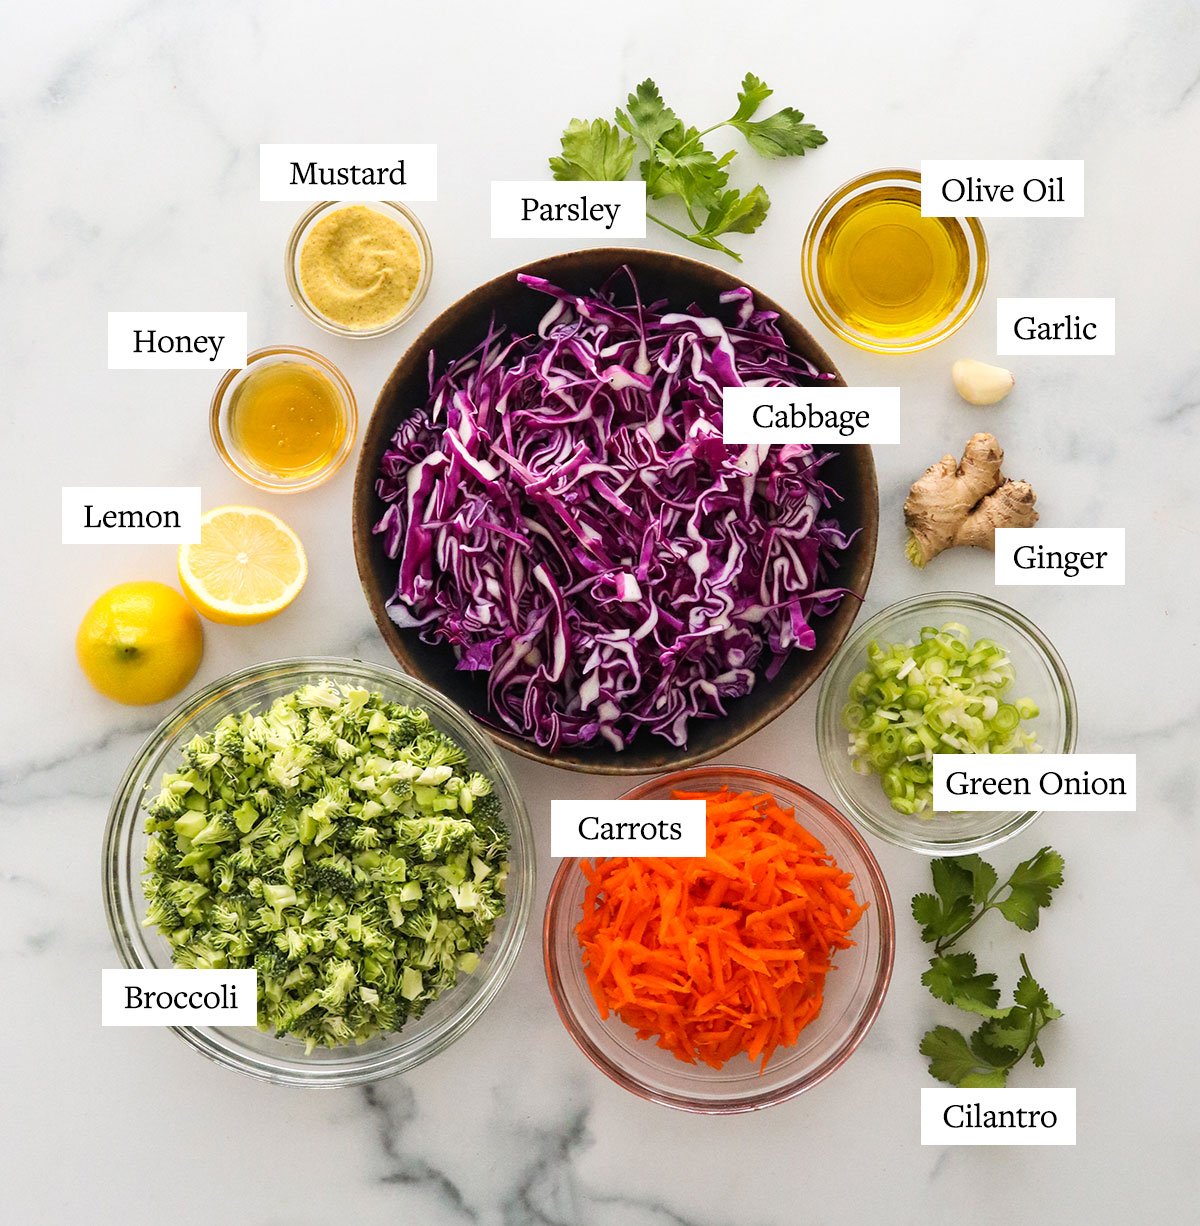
[179,506,307,625]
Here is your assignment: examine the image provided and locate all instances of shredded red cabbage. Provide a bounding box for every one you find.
[374,268,857,752]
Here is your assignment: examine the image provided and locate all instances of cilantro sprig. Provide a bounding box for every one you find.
[912,846,1064,953]
[913,848,1065,1087]
[549,74,826,261]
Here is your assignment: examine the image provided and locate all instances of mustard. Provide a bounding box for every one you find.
[298,204,421,330]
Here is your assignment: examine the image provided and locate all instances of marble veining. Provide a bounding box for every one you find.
[3,0,1199,1222]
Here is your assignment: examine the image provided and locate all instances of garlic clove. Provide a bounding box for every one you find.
[952,359,1016,406]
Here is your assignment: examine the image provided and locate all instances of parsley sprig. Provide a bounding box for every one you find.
[550,74,826,261]
[913,848,1065,1087]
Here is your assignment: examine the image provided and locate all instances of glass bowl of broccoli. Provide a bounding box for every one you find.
[103,656,534,1086]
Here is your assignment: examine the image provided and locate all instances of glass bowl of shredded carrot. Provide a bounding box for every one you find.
[543,765,894,1113]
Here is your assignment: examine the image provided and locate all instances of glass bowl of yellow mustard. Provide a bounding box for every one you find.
[285,201,433,339]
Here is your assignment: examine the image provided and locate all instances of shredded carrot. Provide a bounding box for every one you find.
[575,787,866,1072]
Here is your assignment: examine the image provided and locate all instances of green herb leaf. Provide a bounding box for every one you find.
[643,126,732,209]
[976,1010,1034,1054]
[551,72,825,261]
[701,185,770,237]
[730,72,773,123]
[680,186,771,261]
[911,856,977,944]
[921,952,1006,1016]
[913,848,1064,952]
[549,118,637,182]
[910,892,942,933]
[995,846,1065,931]
[920,1025,979,1084]
[1013,959,1063,1020]
[615,79,682,153]
[732,107,827,159]
[913,856,1066,1088]
[725,73,825,157]
[962,1069,1010,1088]
[956,854,999,905]
[932,856,974,903]
[910,890,974,945]
[966,960,1062,1071]
[969,1021,1019,1068]
[920,1025,1009,1088]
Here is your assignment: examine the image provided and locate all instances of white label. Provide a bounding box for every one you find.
[107,311,247,369]
[994,528,1125,586]
[551,800,706,857]
[932,754,1136,812]
[996,297,1115,355]
[63,487,201,544]
[259,143,437,201]
[490,181,647,237]
[921,1089,1076,1145]
[102,969,257,1026]
[921,160,1084,217]
[721,387,901,445]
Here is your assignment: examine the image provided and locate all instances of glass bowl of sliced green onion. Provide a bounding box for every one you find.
[816,593,1077,854]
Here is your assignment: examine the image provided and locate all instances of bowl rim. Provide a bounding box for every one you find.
[102,654,535,1086]
[816,591,1079,855]
[542,763,895,1113]
[352,246,879,775]
[800,166,989,355]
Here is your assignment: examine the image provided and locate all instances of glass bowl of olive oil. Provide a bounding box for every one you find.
[802,168,988,354]
[210,346,358,493]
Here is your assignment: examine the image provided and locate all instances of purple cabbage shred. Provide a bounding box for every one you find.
[374,268,857,752]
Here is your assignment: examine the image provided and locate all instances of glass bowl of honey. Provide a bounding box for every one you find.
[210,346,358,493]
[801,168,988,354]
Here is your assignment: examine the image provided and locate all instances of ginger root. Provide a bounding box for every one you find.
[903,433,1038,567]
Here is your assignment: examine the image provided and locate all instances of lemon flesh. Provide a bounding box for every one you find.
[178,506,307,626]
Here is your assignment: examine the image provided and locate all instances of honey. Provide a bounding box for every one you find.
[815,184,971,342]
[228,359,348,480]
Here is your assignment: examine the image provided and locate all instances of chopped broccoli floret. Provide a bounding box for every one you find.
[141,678,509,1051]
[306,863,357,898]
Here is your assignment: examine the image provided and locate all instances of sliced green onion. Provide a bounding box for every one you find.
[850,671,874,701]
[843,621,1042,817]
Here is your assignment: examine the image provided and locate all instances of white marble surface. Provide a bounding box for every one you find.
[5,0,1199,1221]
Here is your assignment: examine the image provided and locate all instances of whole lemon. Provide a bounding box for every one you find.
[76,581,204,705]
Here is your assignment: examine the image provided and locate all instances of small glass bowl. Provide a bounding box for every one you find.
[816,593,1077,855]
[801,168,988,354]
[210,345,358,493]
[285,200,433,339]
[543,765,894,1114]
[103,657,534,1087]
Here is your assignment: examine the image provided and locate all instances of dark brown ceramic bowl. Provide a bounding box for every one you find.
[353,248,878,775]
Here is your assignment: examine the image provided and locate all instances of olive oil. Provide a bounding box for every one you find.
[815,185,971,342]
[228,360,347,479]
